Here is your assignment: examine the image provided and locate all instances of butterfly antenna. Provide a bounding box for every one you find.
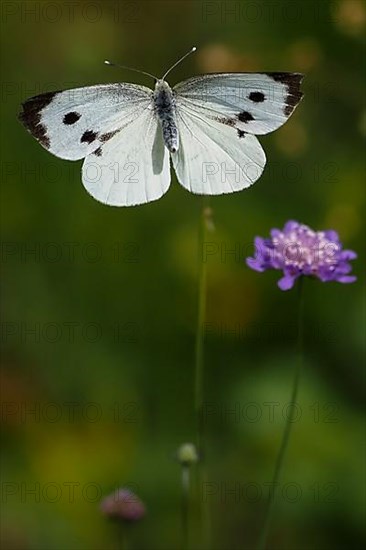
[162,46,197,80]
[104,60,158,81]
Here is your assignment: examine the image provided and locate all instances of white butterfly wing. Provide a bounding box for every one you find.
[82,110,170,206]
[171,100,266,194]
[19,84,152,160]
[19,72,304,204]
[174,73,303,135]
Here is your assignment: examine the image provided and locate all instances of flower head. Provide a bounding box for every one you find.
[246,220,357,290]
[176,443,199,466]
[100,488,145,522]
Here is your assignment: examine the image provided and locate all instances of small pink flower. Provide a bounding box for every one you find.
[100,488,145,522]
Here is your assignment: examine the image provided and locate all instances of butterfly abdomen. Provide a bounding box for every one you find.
[153,81,179,153]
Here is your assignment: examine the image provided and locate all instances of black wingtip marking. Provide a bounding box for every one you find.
[238,111,255,123]
[267,72,304,116]
[249,91,265,103]
[81,130,98,144]
[18,91,58,149]
[63,111,81,125]
[237,129,247,139]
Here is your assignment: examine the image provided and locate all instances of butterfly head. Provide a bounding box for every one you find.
[154,79,171,92]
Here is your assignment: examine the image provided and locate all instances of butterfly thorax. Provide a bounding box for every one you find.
[153,80,179,153]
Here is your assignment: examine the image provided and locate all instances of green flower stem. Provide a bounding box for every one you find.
[118,523,130,550]
[194,196,210,451]
[181,465,190,550]
[257,278,305,550]
[194,196,211,548]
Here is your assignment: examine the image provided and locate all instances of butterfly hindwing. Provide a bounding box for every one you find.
[171,99,266,194]
[18,84,153,160]
[82,109,171,207]
[174,72,304,135]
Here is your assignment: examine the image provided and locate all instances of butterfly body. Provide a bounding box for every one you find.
[153,80,179,153]
[19,58,304,206]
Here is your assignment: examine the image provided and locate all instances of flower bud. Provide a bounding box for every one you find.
[177,443,199,466]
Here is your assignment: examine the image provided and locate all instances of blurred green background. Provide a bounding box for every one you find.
[1,0,365,549]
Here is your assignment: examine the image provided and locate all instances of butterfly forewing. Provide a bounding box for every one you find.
[18,84,153,160]
[174,73,304,135]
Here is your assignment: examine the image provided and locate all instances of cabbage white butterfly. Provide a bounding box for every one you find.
[19,47,304,206]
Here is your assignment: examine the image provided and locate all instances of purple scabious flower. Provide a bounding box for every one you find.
[246,220,357,291]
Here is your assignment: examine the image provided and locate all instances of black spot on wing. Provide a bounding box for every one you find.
[267,72,304,116]
[249,91,265,103]
[238,111,254,123]
[81,130,98,144]
[18,91,59,149]
[63,111,81,125]
[216,117,236,127]
[99,129,120,142]
[93,147,103,157]
[216,117,250,135]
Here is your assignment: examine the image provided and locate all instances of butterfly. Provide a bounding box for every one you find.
[18,47,304,207]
